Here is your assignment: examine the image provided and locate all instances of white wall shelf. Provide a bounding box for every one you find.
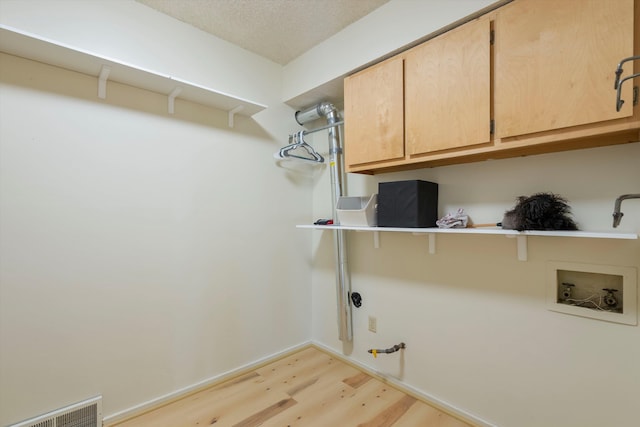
[297,225,638,261]
[0,25,267,125]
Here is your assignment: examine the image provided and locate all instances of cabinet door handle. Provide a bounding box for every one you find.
[614,55,640,90]
[614,55,640,112]
[616,72,640,112]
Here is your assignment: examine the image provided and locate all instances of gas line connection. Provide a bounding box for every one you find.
[368,343,406,358]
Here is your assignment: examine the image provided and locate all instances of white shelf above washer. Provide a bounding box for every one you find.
[297,225,638,261]
[0,25,267,125]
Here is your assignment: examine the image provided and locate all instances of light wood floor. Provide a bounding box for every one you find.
[110,346,472,427]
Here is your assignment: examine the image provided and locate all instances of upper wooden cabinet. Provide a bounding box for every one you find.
[344,16,492,172]
[494,0,635,138]
[406,17,491,156]
[344,0,639,174]
[344,56,404,167]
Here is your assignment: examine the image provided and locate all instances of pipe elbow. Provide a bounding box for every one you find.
[295,102,337,125]
[612,193,640,228]
[317,101,336,116]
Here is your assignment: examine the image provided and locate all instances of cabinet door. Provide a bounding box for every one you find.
[344,56,405,168]
[495,0,634,139]
[405,18,491,156]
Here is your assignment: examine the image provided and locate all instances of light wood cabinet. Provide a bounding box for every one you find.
[343,0,639,174]
[405,17,491,156]
[344,16,491,172]
[494,0,635,138]
[343,56,404,167]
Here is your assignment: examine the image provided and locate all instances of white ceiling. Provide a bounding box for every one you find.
[135,0,390,65]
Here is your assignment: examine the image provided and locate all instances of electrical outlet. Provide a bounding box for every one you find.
[547,261,637,325]
[368,316,377,333]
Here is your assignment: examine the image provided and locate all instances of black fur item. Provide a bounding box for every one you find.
[501,193,578,231]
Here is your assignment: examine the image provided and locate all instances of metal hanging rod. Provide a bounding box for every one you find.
[292,120,344,137]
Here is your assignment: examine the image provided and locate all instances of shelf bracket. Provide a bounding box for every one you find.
[413,232,436,254]
[506,234,528,261]
[516,235,528,261]
[228,105,244,128]
[98,65,110,99]
[429,233,436,255]
[373,231,380,249]
[168,87,182,114]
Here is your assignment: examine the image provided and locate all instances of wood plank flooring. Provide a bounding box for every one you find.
[110,346,472,427]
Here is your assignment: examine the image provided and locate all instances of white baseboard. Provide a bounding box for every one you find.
[310,341,496,427]
[102,340,312,425]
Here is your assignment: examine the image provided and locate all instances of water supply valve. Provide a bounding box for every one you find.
[603,288,619,307]
[561,283,575,300]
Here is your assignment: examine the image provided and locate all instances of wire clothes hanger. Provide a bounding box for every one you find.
[276,130,325,163]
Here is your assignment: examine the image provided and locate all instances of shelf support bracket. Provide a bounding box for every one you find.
[516,235,528,261]
[429,233,436,255]
[506,234,528,261]
[168,87,182,114]
[373,231,380,249]
[228,105,244,128]
[413,232,436,254]
[98,65,110,99]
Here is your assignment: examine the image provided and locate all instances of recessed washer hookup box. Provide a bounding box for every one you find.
[377,180,438,228]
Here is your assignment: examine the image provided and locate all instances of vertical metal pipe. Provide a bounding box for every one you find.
[296,102,352,342]
[323,105,353,342]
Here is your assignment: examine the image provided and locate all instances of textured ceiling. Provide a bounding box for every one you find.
[136,0,389,65]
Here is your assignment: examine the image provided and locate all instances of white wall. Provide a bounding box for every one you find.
[2,0,639,426]
[282,0,500,105]
[310,136,640,427]
[0,0,280,105]
[0,1,313,425]
[301,1,640,426]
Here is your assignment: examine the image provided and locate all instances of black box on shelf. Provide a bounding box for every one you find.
[377,180,438,227]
